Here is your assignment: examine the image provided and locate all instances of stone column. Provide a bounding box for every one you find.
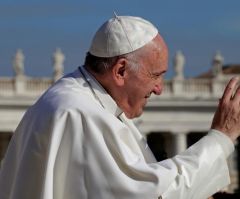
[211,78,223,97]
[172,131,187,156]
[172,79,184,97]
[14,76,26,94]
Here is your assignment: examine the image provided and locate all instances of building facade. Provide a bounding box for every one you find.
[0,49,239,193]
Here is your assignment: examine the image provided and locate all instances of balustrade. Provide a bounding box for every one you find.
[0,49,237,98]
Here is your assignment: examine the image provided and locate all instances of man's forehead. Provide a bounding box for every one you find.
[146,44,168,70]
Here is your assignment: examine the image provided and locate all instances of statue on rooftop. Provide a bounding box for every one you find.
[13,49,25,77]
[173,50,185,80]
[53,48,65,81]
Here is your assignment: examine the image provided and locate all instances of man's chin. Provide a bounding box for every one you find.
[125,109,143,119]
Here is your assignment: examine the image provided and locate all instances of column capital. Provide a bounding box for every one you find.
[170,130,188,135]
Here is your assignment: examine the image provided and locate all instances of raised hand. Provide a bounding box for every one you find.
[211,77,240,142]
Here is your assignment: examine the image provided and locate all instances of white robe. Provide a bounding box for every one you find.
[0,66,234,199]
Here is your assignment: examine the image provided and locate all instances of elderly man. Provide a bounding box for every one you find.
[0,15,239,199]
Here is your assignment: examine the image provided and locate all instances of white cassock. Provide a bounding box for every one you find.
[0,66,234,199]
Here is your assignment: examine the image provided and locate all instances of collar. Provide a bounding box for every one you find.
[78,66,123,118]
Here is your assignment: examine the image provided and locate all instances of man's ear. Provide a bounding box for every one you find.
[112,58,127,86]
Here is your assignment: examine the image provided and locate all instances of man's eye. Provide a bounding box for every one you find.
[152,74,161,79]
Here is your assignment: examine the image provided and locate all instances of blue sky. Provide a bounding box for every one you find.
[1,0,240,79]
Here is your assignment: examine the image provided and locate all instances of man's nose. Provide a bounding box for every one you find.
[153,83,163,95]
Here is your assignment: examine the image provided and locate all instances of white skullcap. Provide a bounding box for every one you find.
[89,15,158,57]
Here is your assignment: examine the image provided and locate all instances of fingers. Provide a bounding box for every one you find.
[213,77,240,142]
[221,77,239,103]
[233,83,240,104]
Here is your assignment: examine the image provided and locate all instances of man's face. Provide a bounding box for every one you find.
[122,35,168,118]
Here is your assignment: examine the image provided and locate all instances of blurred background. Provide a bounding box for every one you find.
[1,0,240,78]
[1,0,240,197]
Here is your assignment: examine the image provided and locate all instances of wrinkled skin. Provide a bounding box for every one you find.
[211,77,240,142]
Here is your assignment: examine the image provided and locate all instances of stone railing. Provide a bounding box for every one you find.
[0,76,53,97]
[151,77,232,100]
[0,76,234,99]
[0,78,14,96]
[25,78,53,94]
[1,49,232,99]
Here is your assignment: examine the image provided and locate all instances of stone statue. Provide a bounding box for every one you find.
[173,50,185,80]
[13,49,25,77]
[53,48,65,81]
[212,51,223,77]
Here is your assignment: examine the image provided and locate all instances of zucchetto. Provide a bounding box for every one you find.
[89,15,158,57]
